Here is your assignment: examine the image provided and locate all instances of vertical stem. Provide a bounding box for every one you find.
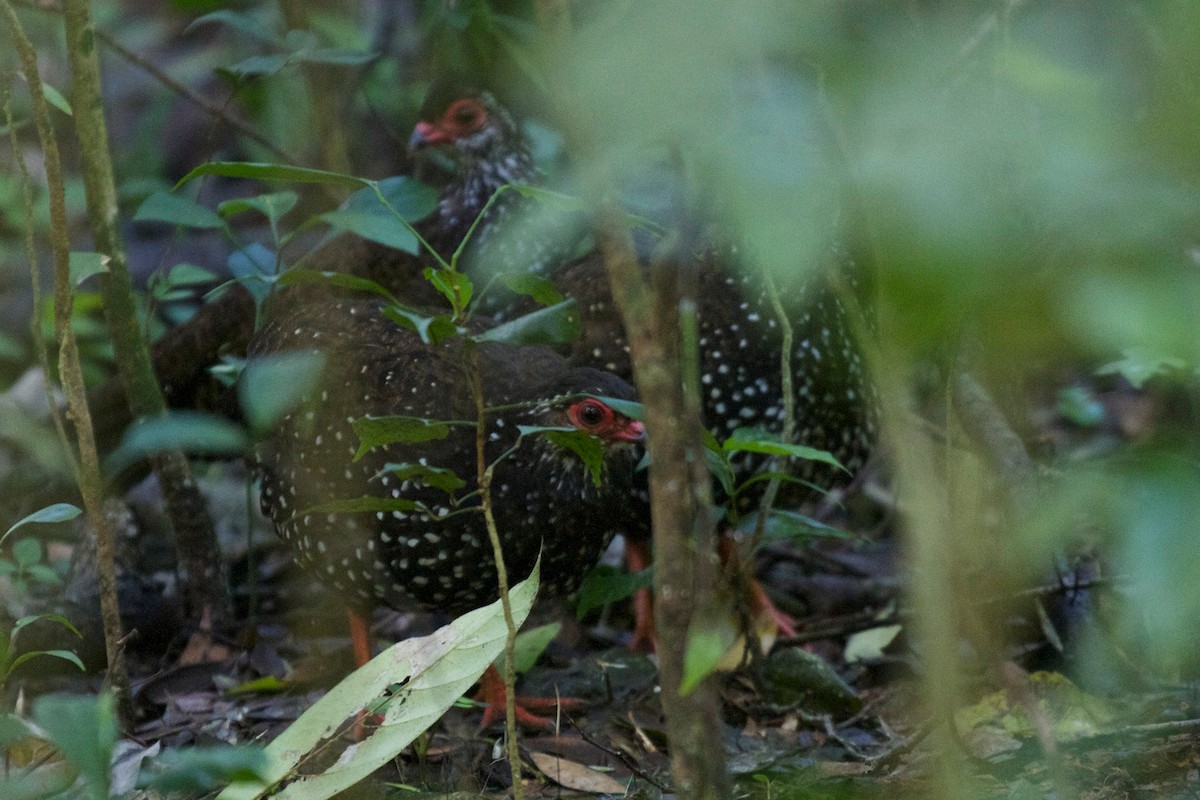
[469,345,525,800]
[1,0,131,721]
[61,0,228,628]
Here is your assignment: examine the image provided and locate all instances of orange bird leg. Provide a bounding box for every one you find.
[346,608,376,739]
[716,535,798,638]
[473,664,581,730]
[625,538,657,653]
[348,608,374,668]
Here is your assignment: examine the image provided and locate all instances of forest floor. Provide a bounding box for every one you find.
[6,367,1199,800]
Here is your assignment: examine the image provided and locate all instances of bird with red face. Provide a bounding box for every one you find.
[250,296,645,727]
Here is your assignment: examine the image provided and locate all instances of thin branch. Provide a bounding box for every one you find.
[3,81,78,478]
[12,0,297,163]
[469,343,525,800]
[63,0,229,630]
[1,0,132,720]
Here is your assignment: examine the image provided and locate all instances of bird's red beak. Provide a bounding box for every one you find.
[407,121,449,153]
[614,419,646,443]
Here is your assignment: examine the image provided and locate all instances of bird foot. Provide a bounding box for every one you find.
[473,665,580,730]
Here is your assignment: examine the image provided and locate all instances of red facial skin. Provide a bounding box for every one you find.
[567,398,645,443]
[409,97,489,150]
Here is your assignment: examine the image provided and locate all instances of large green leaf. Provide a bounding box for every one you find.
[175,162,369,191]
[476,299,581,346]
[31,693,118,800]
[215,562,540,800]
[319,177,438,254]
[107,412,249,476]
[134,192,224,230]
[352,416,462,460]
[3,503,81,545]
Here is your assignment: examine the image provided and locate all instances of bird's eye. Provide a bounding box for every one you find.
[569,399,611,431]
[445,99,485,130]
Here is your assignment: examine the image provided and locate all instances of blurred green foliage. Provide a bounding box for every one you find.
[0,1,1197,796]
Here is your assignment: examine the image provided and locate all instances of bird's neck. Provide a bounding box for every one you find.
[430,140,538,260]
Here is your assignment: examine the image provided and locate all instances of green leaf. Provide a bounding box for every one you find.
[574,564,653,618]
[224,676,290,696]
[722,430,845,471]
[680,622,736,696]
[757,647,861,714]
[352,416,456,460]
[509,622,561,674]
[175,162,369,191]
[517,426,605,487]
[222,54,291,79]
[8,649,85,675]
[32,693,118,800]
[585,395,644,421]
[295,47,375,66]
[108,412,249,475]
[13,613,81,639]
[497,273,565,306]
[166,263,219,287]
[476,299,581,346]
[319,210,420,255]
[314,169,434,255]
[843,624,903,664]
[134,192,224,229]
[733,509,847,543]
[11,538,41,568]
[276,268,397,302]
[218,191,298,226]
[41,83,73,116]
[0,713,33,750]
[215,562,540,800]
[238,351,326,433]
[69,252,109,286]
[3,503,81,544]
[423,267,473,315]
[380,306,458,345]
[139,745,269,795]
[704,447,736,498]
[376,463,466,496]
[1095,348,1189,389]
[23,564,61,585]
[186,10,280,44]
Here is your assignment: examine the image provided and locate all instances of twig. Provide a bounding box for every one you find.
[12,0,297,163]
[565,714,672,792]
[3,81,78,477]
[1,0,132,720]
[469,343,525,800]
[63,0,229,631]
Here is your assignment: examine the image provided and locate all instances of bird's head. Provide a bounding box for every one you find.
[408,89,523,170]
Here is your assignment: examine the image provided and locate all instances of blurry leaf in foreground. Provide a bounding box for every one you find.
[507,622,561,674]
[139,745,269,795]
[69,252,109,286]
[575,563,653,618]
[214,562,539,800]
[238,351,326,433]
[1056,386,1105,428]
[108,412,248,476]
[32,693,118,800]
